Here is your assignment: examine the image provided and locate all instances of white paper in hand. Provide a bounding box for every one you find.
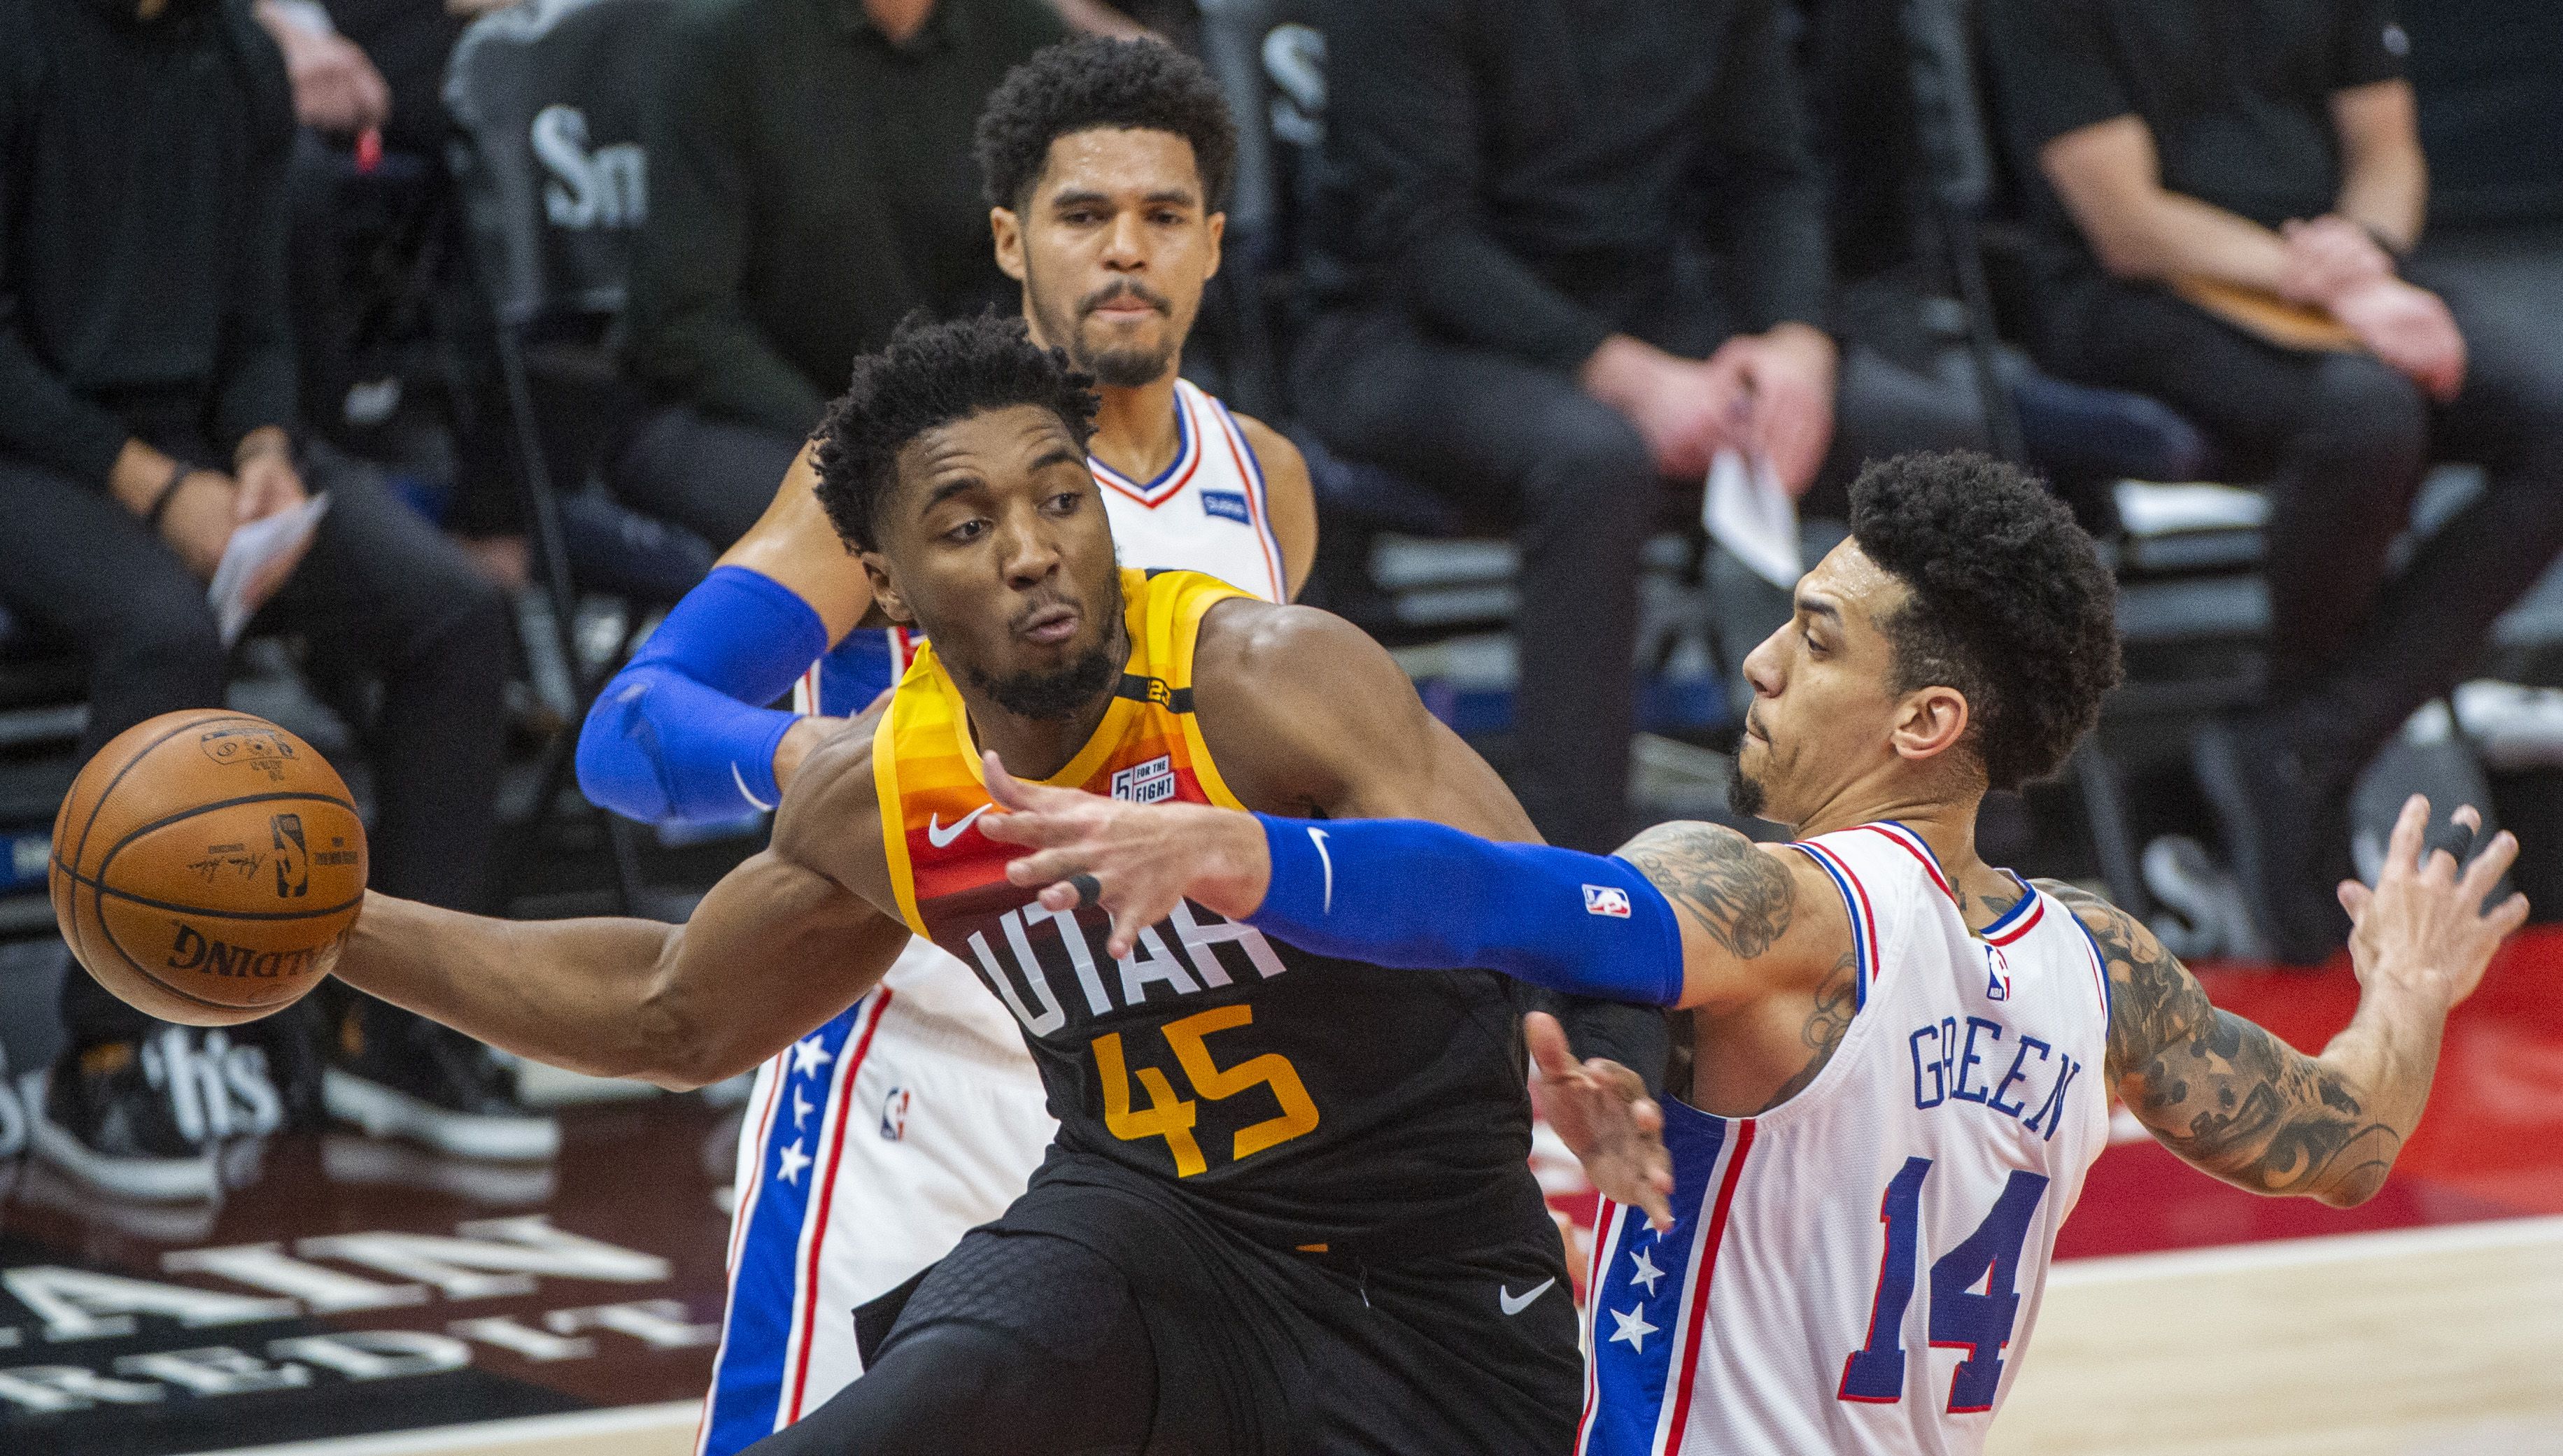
[1703,449,1800,590]
[209,493,330,646]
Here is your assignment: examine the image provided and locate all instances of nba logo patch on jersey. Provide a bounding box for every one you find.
[1110,754,1178,804]
[1199,489,1251,525]
[880,1087,910,1141]
[1983,944,2012,1001]
[1583,884,1632,918]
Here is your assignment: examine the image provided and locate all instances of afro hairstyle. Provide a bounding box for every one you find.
[973,36,1238,212]
[810,312,1099,553]
[1847,451,2122,791]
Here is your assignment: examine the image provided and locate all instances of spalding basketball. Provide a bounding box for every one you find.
[50,710,367,1026]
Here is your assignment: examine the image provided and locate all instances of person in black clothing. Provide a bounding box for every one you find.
[612,0,1066,550]
[1983,0,2563,961]
[1292,0,1842,855]
[0,0,551,1201]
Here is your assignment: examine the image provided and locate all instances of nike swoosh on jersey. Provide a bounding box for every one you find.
[926,804,993,848]
[1308,826,1333,914]
[1499,1278,1557,1316]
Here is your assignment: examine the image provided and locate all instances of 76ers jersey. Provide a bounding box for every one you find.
[1581,822,2111,1456]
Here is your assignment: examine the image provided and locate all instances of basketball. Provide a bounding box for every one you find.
[49,709,369,1027]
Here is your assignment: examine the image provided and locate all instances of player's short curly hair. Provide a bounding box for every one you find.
[973,36,1238,211]
[1848,452,2121,791]
[811,313,1099,553]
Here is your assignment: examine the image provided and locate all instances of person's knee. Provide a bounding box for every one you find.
[1521,409,1655,536]
[2300,358,2429,482]
[91,591,226,695]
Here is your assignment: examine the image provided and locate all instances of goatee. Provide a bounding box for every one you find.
[1725,756,1768,821]
[969,643,1122,720]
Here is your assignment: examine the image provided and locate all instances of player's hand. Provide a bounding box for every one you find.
[1710,323,1837,498]
[979,750,1270,959]
[2331,277,2467,402]
[1526,1012,1674,1231]
[2337,795,2527,1013]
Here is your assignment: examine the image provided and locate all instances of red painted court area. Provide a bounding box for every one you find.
[2057,923,2563,1259]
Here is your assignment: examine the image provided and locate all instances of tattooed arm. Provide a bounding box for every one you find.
[2050,796,2526,1208]
[1616,820,1850,1010]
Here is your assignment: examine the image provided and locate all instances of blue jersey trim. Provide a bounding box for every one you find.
[1582,1103,1729,1456]
[701,999,868,1456]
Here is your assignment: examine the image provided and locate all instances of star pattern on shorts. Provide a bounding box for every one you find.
[1628,1245,1666,1296]
[775,1138,812,1187]
[791,1035,833,1078]
[1607,1303,1658,1352]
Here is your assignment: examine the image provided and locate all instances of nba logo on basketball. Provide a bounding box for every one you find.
[880,1087,911,1141]
[1582,884,1632,918]
[1983,945,2012,1001]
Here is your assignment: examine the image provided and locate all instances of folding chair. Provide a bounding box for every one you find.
[445,0,689,910]
[1901,0,2268,912]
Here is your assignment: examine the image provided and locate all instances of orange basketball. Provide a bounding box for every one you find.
[50,709,368,1027]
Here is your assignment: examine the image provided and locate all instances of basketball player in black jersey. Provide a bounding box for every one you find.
[306,313,1663,1453]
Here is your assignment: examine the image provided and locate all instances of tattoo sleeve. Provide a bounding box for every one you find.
[1621,822,1797,959]
[2053,884,2400,1205]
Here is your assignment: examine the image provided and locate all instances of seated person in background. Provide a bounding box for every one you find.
[1292,0,1841,855]
[1984,0,2563,961]
[0,0,547,1201]
[613,0,1066,549]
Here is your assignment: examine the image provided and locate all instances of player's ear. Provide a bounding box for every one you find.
[861,554,915,627]
[1202,208,1224,281]
[1889,685,1969,764]
[991,207,1027,283]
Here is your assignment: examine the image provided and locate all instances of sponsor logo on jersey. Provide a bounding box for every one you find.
[1583,884,1632,918]
[1110,755,1178,805]
[879,1087,910,1141]
[1200,489,1252,525]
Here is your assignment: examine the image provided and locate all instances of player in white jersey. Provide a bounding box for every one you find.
[970,449,2527,1455]
[569,41,1315,1456]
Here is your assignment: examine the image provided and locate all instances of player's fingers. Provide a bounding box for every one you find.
[2452,803,2483,835]
[1003,846,1088,889]
[1523,1012,1576,1080]
[2385,793,2430,878]
[981,811,1080,849]
[2462,830,2520,900]
[2490,891,2532,938]
[981,749,1044,812]
[2338,879,2373,920]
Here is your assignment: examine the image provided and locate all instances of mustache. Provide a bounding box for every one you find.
[1007,588,1085,635]
[1078,280,1172,318]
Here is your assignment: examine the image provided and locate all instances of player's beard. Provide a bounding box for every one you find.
[1727,754,1768,820]
[1034,276,1177,388]
[967,567,1129,720]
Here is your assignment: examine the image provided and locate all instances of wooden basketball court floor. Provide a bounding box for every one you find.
[20,931,2563,1456]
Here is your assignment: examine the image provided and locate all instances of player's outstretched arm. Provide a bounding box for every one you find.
[575,446,877,826]
[341,729,910,1091]
[2057,795,2527,1208]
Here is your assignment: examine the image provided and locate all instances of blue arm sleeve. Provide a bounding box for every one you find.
[1245,815,1687,1006]
[574,565,831,825]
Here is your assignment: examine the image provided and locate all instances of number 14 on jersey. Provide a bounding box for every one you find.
[1839,1157,2050,1413]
